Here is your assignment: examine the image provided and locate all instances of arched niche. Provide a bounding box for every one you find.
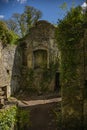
[33,49,48,69]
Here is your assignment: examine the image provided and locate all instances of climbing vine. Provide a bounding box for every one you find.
[56,6,87,129]
[56,6,85,49]
[56,6,87,84]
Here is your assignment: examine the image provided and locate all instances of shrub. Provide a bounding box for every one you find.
[0,21,19,45]
[0,105,17,130]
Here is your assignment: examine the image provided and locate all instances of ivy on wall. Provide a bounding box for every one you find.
[56,6,87,84]
[56,6,86,50]
[56,5,87,130]
[40,62,59,92]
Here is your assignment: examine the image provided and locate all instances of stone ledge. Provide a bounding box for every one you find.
[18,97,62,107]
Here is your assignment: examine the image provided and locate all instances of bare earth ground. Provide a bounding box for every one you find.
[7,93,61,130]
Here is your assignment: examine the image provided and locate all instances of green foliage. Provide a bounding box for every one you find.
[56,6,87,82]
[56,6,87,129]
[5,6,42,37]
[17,108,31,130]
[0,105,31,130]
[52,103,62,130]
[56,6,87,86]
[60,2,67,10]
[0,21,19,45]
[25,69,37,93]
[24,6,42,29]
[56,6,86,50]
[21,61,58,93]
[40,62,58,92]
[42,63,58,82]
[0,106,17,130]
[7,30,19,45]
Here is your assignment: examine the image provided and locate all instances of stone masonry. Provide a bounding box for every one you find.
[19,20,59,93]
[0,20,60,102]
[0,41,21,100]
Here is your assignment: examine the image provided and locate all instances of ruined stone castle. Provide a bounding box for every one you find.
[0,20,60,103]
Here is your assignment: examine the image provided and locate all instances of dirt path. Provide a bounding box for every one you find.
[9,97,62,130]
[18,101,61,130]
[28,102,61,130]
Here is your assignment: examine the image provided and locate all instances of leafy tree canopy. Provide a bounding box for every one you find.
[56,6,87,50]
[0,20,19,45]
[5,6,42,37]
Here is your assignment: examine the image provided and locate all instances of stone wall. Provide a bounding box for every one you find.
[0,41,7,105]
[0,20,60,99]
[0,42,21,98]
[19,20,59,94]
